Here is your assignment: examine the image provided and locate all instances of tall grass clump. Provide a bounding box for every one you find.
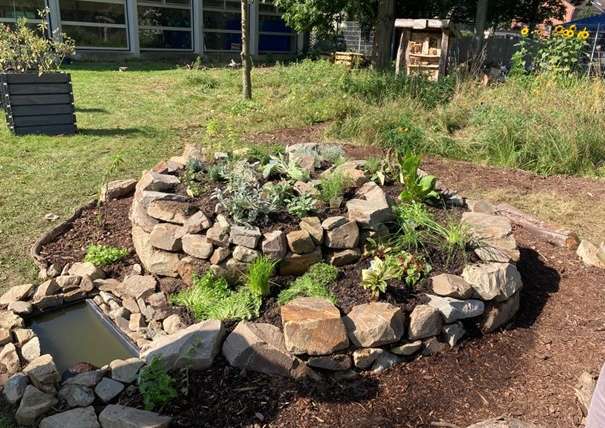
[278,263,338,305]
[245,256,277,297]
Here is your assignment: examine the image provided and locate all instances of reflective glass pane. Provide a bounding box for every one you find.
[259,34,296,52]
[140,28,192,49]
[203,11,240,31]
[204,32,241,51]
[259,14,293,33]
[59,0,126,25]
[138,6,191,28]
[203,0,224,8]
[0,0,45,20]
[61,24,127,48]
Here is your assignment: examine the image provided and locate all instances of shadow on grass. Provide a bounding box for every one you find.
[76,108,109,114]
[78,128,145,137]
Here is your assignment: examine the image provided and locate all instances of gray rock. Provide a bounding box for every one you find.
[24,355,60,393]
[232,245,260,263]
[182,234,214,259]
[261,231,287,260]
[149,224,184,252]
[462,263,523,302]
[281,297,349,356]
[390,340,423,356]
[466,199,496,215]
[0,283,34,305]
[137,171,180,193]
[68,262,104,281]
[422,337,449,356]
[371,351,401,373]
[15,385,58,426]
[58,384,95,408]
[21,336,41,363]
[95,377,125,403]
[132,225,181,277]
[430,274,474,299]
[286,230,316,255]
[8,300,33,316]
[443,322,466,347]
[230,225,262,249]
[123,275,157,301]
[329,249,361,267]
[0,343,21,375]
[33,279,59,301]
[326,221,359,249]
[222,321,296,377]
[4,372,29,405]
[147,200,192,225]
[99,404,171,428]
[210,247,231,265]
[63,370,104,387]
[307,354,352,371]
[129,197,160,233]
[40,406,100,428]
[408,305,443,340]
[279,247,322,276]
[426,294,485,323]
[110,358,145,384]
[142,320,225,370]
[321,216,347,231]
[34,295,64,311]
[100,179,137,203]
[206,220,231,248]
[462,212,519,263]
[183,211,212,234]
[162,314,185,335]
[0,310,24,329]
[300,217,324,244]
[344,302,404,347]
[352,348,384,369]
[481,291,521,333]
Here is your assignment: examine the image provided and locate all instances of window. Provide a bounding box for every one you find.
[203,0,241,52]
[0,0,45,23]
[258,0,296,53]
[138,0,192,50]
[59,0,128,49]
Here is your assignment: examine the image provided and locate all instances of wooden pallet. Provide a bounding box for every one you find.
[333,51,367,68]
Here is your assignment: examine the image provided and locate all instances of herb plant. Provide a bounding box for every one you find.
[138,357,177,411]
[286,194,316,218]
[318,172,350,205]
[84,245,129,267]
[397,151,440,203]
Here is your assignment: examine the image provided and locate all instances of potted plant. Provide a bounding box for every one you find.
[0,11,76,136]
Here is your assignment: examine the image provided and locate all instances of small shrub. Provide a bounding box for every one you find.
[84,245,128,267]
[248,144,285,165]
[318,172,350,204]
[397,151,439,203]
[138,357,177,411]
[207,164,226,183]
[183,159,205,197]
[263,181,294,208]
[262,154,310,182]
[361,253,430,298]
[245,256,277,297]
[278,263,338,305]
[286,194,316,218]
[319,145,345,165]
[185,73,218,90]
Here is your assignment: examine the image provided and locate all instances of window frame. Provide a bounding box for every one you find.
[0,0,46,25]
[257,0,296,54]
[202,0,243,53]
[138,0,193,51]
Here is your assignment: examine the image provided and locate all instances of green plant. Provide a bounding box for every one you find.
[245,256,277,297]
[206,164,227,183]
[84,245,129,267]
[170,271,261,321]
[278,263,338,305]
[262,181,294,208]
[286,194,316,218]
[361,252,430,298]
[138,357,177,411]
[183,159,205,197]
[248,144,285,164]
[363,155,397,186]
[397,151,440,203]
[0,12,75,74]
[262,154,310,182]
[318,172,350,205]
[319,145,345,165]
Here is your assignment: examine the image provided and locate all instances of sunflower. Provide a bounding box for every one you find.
[554,25,564,35]
[564,29,575,39]
[521,27,529,37]
[578,28,590,41]
[569,24,577,32]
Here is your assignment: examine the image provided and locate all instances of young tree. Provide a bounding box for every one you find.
[241,0,252,100]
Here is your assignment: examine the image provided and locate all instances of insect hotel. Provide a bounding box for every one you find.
[395,19,453,81]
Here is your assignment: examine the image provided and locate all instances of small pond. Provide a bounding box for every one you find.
[30,300,138,374]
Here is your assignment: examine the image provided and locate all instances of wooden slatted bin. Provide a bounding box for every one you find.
[1,73,77,136]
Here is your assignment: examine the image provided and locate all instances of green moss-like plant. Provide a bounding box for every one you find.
[138,357,177,411]
[278,263,338,305]
[84,245,129,267]
[245,256,277,297]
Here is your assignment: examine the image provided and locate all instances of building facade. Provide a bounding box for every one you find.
[0,0,303,56]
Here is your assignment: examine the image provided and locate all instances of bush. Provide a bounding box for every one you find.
[286,194,316,218]
[318,172,350,204]
[84,245,129,267]
[245,256,277,297]
[138,357,177,411]
[278,263,338,305]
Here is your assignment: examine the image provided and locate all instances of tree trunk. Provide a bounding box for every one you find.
[241,0,252,100]
[373,0,395,71]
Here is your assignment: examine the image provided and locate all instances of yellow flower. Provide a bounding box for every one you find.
[578,28,590,41]
[521,27,529,37]
[569,24,577,32]
[564,29,575,38]
[554,25,564,35]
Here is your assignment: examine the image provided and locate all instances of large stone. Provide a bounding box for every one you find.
[279,247,322,276]
[58,383,95,408]
[9,301,33,316]
[21,336,41,362]
[0,283,34,305]
[171,143,204,166]
[481,291,521,333]
[426,294,485,323]
[149,224,184,252]
[182,234,214,259]
[390,340,423,356]
[346,198,393,230]
[262,231,287,260]
[24,355,60,393]
[286,230,316,255]
[408,305,443,340]
[132,225,180,277]
[34,295,64,311]
[147,200,193,225]
[230,225,262,249]
[232,245,260,263]
[98,405,171,428]
[329,249,361,267]
[95,377,124,403]
[137,171,180,193]
[183,211,212,234]
[281,297,349,356]
[443,322,466,347]
[333,161,368,187]
[0,343,21,375]
[55,275,81,291]
[462,263,523,302]
[352,348,384,370]
[110,358,145,384]
[343,302,404,347]
[40,406,100,428]
[15,385,58,426]
[0,328,10,345]
[371,351,401,373]
[33,279,59,301]
[222,321,296,377]
[321,216,348,231]
[210,247,231,265]
[0,310,24,330]
[176,256,206,286]
[307,354,351,371]
[141,320,225,370]
[462,212,519,263]
[13,328,35,345]
[162,314,184,335]
[68,262,104,281]
[64,370,104,387]
[100,179,137,202]
[577,239,605,269]
[129,198,159,233]
[123,275,157,300]
[4,372,29,404]
[326,221,359,249]
[431,274,474,299]
[205,220,231,248]
[300,217,324,244]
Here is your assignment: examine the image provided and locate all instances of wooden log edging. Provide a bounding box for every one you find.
[30,199,98,270]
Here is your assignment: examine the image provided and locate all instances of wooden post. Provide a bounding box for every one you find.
[395,31,409,75]
[241,0,252,100]
[439,29,450,78]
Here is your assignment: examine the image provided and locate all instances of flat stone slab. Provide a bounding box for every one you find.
[408,305,443,340]
[40,406,100,428]
[95,377,125,403]
[110,358,145,384]
[343,302,404,347]
[426,294,485,323]
[462,262,523,302]
[99,405,171,428]
[430,274,474,299]
[281,297,349,356]
[0,283,34,305]
[15,385,58,426]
